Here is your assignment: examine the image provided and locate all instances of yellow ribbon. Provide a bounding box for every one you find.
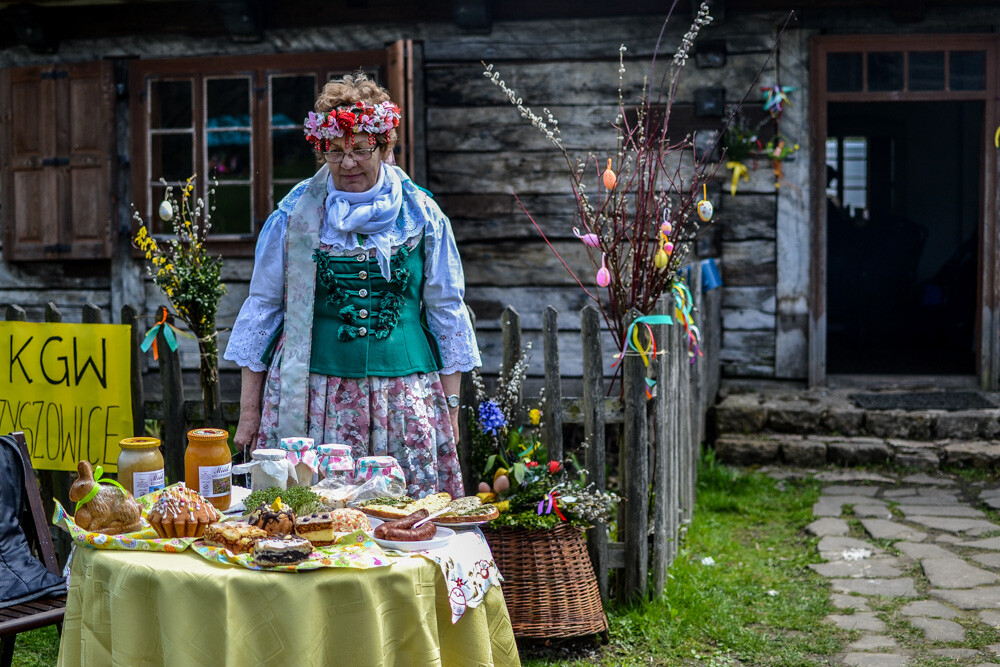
[726,161,749,196]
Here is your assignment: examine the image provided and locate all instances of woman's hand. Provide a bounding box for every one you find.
[234,411,262,451]
[440,371,462,445]
[235,367,266,453]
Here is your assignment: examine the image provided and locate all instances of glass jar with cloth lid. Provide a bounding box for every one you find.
[233,448,296,491]
[316,444,354,483]
[278,437,318,486]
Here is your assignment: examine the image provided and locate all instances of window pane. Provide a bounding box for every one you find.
[273,128,316,179]
[950,51,986,90]
[868,52,903,91]
[151,133,193,182]
[208,130,251,180]
[841,137,867,213]
[272,75,315,126]
[150,80,191,129]
[909,51,944,91]
[828,52,863,92]
[149,184,168,232]
[207,78,250,125]
[211,185,252,234]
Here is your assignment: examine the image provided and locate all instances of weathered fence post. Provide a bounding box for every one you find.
[459,306,477,495]
[620,308,649,602]
[688,260,705,445]
[500,307,523,409]
[41,303,72,563]
[156,306,186,485]
[122,305,145,436]
[652,295,676,595]
[542,306,563,463]
[667,311,684,559]
[678,312,695,526]
[581,304,609,602]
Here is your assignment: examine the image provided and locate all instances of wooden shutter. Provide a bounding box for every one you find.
[1,61,115,260]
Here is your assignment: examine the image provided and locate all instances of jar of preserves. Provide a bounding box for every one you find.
[117,437,165,497]
[316,443,354,484]
[184,428,232,511]
[278,437,318,487]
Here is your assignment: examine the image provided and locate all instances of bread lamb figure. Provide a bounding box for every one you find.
[68,460,143,535]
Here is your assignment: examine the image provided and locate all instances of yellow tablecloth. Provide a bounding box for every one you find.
[57,546,521,666]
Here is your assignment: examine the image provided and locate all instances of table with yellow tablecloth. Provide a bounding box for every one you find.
[57,545,521,666]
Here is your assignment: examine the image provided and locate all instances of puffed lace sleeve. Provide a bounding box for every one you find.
[419,194,482,375]
[223,207,288,372]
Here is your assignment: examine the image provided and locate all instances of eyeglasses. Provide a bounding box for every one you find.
[323,146,379,164]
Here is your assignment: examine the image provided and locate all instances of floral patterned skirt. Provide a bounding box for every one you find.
[255,338,463,499]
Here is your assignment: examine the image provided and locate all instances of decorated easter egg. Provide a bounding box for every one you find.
[697,199,714,222]
[602,159,617,189]
[478,481,491,494]
[493,475,510,493]
[654,249,668,269]
[158,200,173,222]
[661,221,672,235]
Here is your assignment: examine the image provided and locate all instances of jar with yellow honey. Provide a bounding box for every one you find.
[184,428,232,511]
[117,437,165,497]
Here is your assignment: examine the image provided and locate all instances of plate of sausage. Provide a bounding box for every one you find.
[368,515,455,552]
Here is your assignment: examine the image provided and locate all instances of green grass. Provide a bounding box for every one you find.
[524,454,849,665]
[10,625,59,667]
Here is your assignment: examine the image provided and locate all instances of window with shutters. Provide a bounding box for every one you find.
[0,61,116,261]
[129,43,415,256]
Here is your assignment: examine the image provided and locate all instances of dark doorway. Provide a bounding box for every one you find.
[826,101,981,375]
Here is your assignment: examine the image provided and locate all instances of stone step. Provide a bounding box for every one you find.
[712,391,1000,441]
[714,433,1000,470]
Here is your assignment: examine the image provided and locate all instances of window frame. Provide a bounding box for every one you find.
[129,50,396,257]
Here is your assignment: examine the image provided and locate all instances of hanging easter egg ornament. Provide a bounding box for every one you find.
[596,253,611,287]
[602,158,617,190]
[661,221,672,236]
[654,246,668,269]
[158,200,173,222]
[697,183,713,222]
[664,242,675,255]
[573,227,600,247]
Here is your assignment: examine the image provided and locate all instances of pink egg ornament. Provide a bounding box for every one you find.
[493,475,510,493]
[478,481,492,494]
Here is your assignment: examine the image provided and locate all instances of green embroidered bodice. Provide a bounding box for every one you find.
[307,236,442,378]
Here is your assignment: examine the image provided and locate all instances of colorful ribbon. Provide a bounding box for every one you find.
[74,465,129,514]
[726,161,749,196]
[140,310,194,360]
[537,488,567,521]
[672,281,703,361]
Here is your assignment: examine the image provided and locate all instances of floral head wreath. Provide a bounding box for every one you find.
[303,101,401,151]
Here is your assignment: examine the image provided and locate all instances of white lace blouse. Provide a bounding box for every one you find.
[223,171,482,375]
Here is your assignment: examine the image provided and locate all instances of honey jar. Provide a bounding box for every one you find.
[184,428,232,511]
[117,437,165,497]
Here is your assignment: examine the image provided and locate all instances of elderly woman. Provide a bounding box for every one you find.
[224,73,480,499]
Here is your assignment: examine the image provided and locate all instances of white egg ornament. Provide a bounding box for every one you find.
[697,198,714,223]
[158,200,173,222]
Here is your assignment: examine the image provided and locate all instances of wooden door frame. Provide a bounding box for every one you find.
[809,34,999,388]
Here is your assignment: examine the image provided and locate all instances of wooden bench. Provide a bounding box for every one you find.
[0,432,66,667]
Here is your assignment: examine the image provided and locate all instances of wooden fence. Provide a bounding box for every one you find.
[458,263,721,602]
[4,266,720,601]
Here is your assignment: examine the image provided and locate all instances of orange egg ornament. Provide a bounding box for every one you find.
[602,159,617,189]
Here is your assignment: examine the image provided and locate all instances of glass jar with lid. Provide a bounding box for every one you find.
[184,428,232,511]
[117,437,165,497]
[232,448,296,491]
[278,437,318,487]
[316,444,354,483]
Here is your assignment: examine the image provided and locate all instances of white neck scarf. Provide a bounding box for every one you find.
[324,162,403,280]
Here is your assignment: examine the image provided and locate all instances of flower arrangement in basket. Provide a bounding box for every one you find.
[133,175,227,423]
[470,345,619,531]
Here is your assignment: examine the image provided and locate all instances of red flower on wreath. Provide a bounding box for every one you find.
[526,461,539,468]
[548,461,562,474]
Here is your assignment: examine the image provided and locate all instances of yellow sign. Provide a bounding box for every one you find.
[0,321,133,472]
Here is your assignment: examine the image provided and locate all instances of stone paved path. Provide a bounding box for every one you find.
[795,470,1000,665]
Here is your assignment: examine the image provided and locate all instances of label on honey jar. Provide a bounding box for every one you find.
[133,469,165,497]
[197,463,232,498]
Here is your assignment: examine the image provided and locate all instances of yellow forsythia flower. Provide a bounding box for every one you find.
[529,408,541,426]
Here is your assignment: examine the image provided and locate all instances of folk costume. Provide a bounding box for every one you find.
[224,160,480,499]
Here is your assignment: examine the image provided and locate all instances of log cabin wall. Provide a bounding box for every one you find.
[0,5,996,398]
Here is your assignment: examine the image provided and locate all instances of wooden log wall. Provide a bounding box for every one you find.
[1,10,788,398]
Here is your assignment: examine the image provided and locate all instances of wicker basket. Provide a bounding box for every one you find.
[482,523,608,639]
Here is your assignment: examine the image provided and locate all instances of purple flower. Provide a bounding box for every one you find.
[477,400,507,435]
